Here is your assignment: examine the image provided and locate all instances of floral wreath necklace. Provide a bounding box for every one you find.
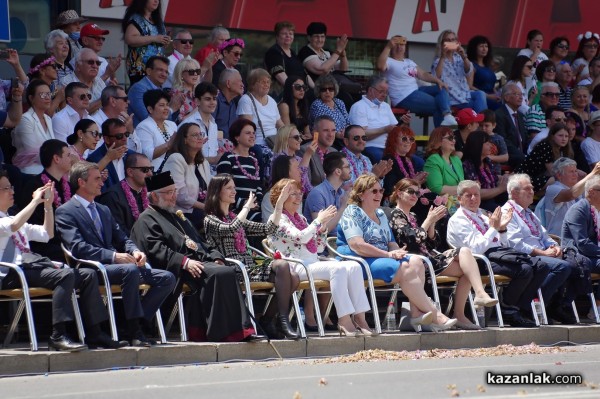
[232,149,260,180]
[394,153,415,178]
[590,205,600,244]
[508,201,540,237]
[222,212,248,253]
[462,208,498,242]
[341,148,368,178]
[121,180,149,221]
[283,209,318,253]
[40,172,71,208]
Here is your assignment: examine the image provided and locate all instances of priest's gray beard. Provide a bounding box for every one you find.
[155,196,178,214]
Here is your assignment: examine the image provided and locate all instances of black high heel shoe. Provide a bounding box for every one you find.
[277,314,300,340]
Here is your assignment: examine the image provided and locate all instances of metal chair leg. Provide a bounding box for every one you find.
[155,309,167,344]
[71,291,85,342]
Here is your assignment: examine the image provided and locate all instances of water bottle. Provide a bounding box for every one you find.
[476,306,486,328]
[385,301,397,331]
[299,306,305,324]
[533,299,543,324]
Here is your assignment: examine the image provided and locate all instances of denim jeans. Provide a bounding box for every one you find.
[453,90,488,113]
[396,85,451,127]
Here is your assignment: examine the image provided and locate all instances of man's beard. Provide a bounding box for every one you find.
[155,196,178,213]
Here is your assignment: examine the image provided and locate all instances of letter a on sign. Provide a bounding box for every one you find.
[412,0,439,34]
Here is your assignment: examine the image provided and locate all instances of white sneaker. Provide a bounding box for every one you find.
[441,114,458,126]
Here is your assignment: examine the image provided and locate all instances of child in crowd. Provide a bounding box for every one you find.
[481,110,508,175]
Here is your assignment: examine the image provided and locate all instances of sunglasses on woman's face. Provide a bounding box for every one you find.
[442,135,455,142]
[293,84,307,91]
[84,130,102,138]
[400,136,415,143]
[290,135,302,141]
[320,87,335,93]
[370,188,384,195]
[184,69,202,75]
[404,189,420,196]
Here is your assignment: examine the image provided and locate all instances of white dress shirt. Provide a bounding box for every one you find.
[52,105,89,143]
[447,207,507,254]
[0,211,49,265]
[179,109,218,158]
[348,96,398,149]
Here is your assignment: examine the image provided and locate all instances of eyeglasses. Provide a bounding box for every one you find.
[524,64,534,69]
[370,188,384,195]
[84,130,102,138]
[542,92,560,97]
[0,185,14,192]
[544,67,556,73]
[442,135,456,142]
[184,69,202,76]
[400,136,415,143]
[351,135,367,142]
[157,189,177,195]
[584,44,599,49]
[37,92,52,99]
[290,135,302,141]
[186,133,204,139]
[87,35,106,42]
[404,189,420,196]
[293,84,307,91]
[77,93,92,100]
[129,166,154,173]
[176,39,194,45]
[320,87,335,93]
[113,96,129,101]
[106,132,131,140]
[230,51,243,57]
[83,59,102,66]
[556,44,569,50]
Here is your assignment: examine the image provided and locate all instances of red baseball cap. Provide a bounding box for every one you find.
[80,23,110,37]
[455,108,484,126]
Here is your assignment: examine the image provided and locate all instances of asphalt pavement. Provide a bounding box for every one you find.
[2,344,600,398]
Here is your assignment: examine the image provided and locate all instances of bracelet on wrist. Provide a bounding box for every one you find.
[498,229,507,233]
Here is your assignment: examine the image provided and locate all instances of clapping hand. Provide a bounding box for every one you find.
[244,191,258,210]
[499,207,513,230]
[426,205,447,224]
[372,159,393,178]
[316,205,337,225]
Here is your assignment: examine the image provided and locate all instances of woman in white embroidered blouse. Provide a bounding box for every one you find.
[13,80,55,174]
[134,89,177,170]
[267,178,374,336]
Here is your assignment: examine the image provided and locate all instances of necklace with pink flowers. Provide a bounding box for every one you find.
[342,148,368,178]
[222,212,248,253]
[394,154,416,178]
[508,201,540,237]
[316,147,328,164]
[12,231,31,254]
[41,173,71,208]
[590,205,600,244]
[120,180,149,221]
[479,165,495,188]
[462,208,498,242]
[233,152,260,180]
[283,209,317,253]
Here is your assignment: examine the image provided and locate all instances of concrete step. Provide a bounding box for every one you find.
[1,325,599,376]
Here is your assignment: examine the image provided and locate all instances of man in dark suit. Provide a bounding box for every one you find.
[55,161,176,346]
[97,153,153,235]
[0,170,127,351]
[87,118,136,192]
[494,82,528,168]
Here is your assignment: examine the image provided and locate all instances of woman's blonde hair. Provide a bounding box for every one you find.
[272,124,299,153]
[348,174,380,206]
[270,178,302,207]
[172,58,201,91]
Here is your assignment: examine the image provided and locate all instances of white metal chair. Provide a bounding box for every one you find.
[261,239,332,337]
[0,262,84,351]
[325,237,447,334]
[61,244,166,344]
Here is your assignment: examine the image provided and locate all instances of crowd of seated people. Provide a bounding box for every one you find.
[4,3,600,352]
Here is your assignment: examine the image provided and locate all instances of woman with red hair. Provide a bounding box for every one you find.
[382,126,427,197]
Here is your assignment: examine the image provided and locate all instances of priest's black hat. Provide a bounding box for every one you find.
[145,171,175,192]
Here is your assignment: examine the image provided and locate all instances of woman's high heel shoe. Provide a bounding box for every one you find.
[430,318,458,332]
[409,311,433,329]
[338,325,359,337]
[355,326,378,337]
[474,295,499,308]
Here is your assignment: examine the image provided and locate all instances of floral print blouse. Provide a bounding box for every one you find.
[267,212,327,265]
[338,205,393,251]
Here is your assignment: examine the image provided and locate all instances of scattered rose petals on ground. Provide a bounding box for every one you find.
[293,391,302,399]
[318,378,328,386]
[314,344,566,364]
[477,384,486,392]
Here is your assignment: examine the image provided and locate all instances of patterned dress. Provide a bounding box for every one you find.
[309,98,350,132]
[204,216,277,282]
[388,208,458,274]
[515,141,555,192]
[125,13,166,82]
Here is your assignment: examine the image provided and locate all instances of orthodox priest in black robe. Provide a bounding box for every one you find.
[131,172,262,342]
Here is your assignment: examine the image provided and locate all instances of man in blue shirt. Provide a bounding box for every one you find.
[304,152,350,234]
[213,69,244,139]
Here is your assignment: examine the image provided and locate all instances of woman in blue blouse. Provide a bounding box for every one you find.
[337,174,457,332]
[467,35,501,110]
[309,74,350,145]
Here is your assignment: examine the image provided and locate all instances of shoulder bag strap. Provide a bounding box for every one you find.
[248,93,266,139]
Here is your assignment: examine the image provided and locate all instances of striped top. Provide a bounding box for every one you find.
[524,104,547,134]
[217,152,263,222]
